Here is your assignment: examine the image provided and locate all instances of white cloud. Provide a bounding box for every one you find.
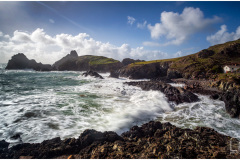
[174,51,182,57]
[11,30,32,42]
[49,19,55,24]
[0,28,169,64]
[206,25,240,45]
[137,21,147,29]
[147,7,221,46]
[127,16,136,25]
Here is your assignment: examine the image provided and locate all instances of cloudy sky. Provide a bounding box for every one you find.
[0,1,240,64]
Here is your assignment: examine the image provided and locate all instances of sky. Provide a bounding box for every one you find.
[0,1,240,64]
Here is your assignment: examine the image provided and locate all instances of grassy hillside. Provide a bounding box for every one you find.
[76,55,119,66]
[127,39,240,79]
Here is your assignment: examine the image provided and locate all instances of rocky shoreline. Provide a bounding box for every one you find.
[171,78,240,119]
[0,121,239,159]
[0,77,240,159]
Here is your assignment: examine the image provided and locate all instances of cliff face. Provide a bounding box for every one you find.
[119,62,170,79]
[52,51,123,72]
[6,51,123,72]
[118,39,240,80]
[5,53,52,71]
[52,50,79,71]
[75,55,123,72]
[121,58,145,66]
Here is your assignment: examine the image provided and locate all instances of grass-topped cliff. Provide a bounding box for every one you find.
[52,50,123,72]
[120,39,240,80]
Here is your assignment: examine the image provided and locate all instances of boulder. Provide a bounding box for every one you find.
[82,70,104,79]
[125,81,199,104]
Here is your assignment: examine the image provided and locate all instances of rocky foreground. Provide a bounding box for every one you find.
[0,121,239,159]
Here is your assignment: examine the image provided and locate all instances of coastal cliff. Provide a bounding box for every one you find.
[6,51,123,72]
[5,53,52,71]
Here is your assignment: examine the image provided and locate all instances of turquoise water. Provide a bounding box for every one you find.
[1,63,240,146]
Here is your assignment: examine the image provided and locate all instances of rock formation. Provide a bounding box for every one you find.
[0,121,238,159]
[82,70,104,79]
[52,50,78,71]
[119,62,170,79]
[5,53,52,71]
[125,81,199,104]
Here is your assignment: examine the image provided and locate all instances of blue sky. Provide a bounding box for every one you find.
[0,1,240,64]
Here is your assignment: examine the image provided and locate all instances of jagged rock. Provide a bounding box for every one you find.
[125,81,199,104]
[221,90,240,118]
[5,53,52,71]
[1,121,239,159]
[52,50,78,71]
[82,70,104,79]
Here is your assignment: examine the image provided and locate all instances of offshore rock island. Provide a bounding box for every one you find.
[2,39,240,158]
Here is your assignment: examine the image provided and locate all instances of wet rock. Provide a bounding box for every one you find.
[10,133,21,140]
[221,90,240,118]
[109,70,119,78]
[82,70,104,79]
[0,121,239,159]
[125,81,199,104]
[0,140,9,149]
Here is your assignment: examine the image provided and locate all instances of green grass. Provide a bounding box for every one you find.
[129,57,181,67]
[77,55,120,66]
[89,56,119,65]
[208,39,240,53]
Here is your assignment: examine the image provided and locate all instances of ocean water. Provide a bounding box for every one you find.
[1,63,240,146]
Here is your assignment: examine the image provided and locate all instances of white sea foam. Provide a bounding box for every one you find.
[168,83,186,88]
[1,70,240,146]
[159,94,240,139]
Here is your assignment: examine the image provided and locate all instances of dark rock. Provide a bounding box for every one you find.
[109,70,119,78]
[0,121,239,159]
[5,53,52,71]
[167,69,182,79]
[10,133,21,140]
[119,62,170,79]
[210,94,220,100]
[82,70,104,79]
[125,81,199,104]
[197,49,215,58]
[122,58,145,66]
[151,76,173,83]
[52,50,78,71]
[221,90,240,118]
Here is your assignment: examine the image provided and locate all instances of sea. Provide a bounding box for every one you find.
[1,63,240,146]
